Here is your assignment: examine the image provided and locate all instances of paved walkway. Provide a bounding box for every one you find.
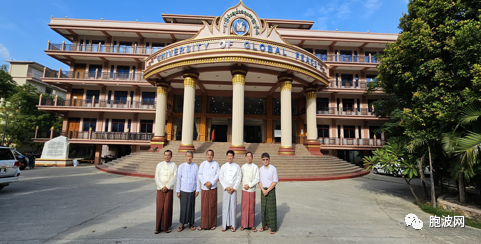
[1,165,480,243]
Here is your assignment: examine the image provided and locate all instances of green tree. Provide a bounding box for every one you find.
[364,140,421,203]
[0,64,16,100]
[0,84,62,147]
[368,0,481,206]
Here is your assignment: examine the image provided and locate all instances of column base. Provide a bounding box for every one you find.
[278,146,295,156]
[229,145,246,156]
[305,139,323,156]
[178,144,196,153]
[149,136,165,152]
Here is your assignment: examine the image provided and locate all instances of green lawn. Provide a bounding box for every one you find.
[417,203,481,229]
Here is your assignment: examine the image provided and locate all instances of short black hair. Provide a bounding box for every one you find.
[245,151,253,157]
[164,150,173,156]
[206,149,214,156]
[226,150,235,156]
[185,150,194,157]
[261,152,270,159]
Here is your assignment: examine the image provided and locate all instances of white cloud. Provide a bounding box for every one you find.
[313,17,328,30]
[337,2,352,19]
[304,8,316,17]
[363,0,382,17]
[0,43,12,61]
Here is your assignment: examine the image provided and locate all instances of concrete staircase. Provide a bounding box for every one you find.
[98,141,368,180]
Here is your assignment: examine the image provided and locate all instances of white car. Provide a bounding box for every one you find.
[0,146,21,190]
[372,163,403,177]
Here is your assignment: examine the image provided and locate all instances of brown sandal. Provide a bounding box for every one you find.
[177,226,185,232]
[239,226,245,231]
[231,226,236,232]
[252,227,257,232]
[190,225,196,231]
[165,228,172,233]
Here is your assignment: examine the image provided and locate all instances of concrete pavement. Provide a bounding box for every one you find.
[1,165,480,243]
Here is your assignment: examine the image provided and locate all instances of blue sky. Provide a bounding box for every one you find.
[0,0,408,70]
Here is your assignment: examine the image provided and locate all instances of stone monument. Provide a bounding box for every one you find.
[36,136,74,167]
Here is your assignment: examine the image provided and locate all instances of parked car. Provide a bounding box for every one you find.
[11,149,28,170]
[0,146,21,190]
[372,163,403,177]
[373,163,430,177]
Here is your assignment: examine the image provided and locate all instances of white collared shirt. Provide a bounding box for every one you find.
[198,160,220,190]
[176,162,200,193]
[241,163,260,192]
[259,164,278,188]
[155,161,177,190]
[219,162,241,190]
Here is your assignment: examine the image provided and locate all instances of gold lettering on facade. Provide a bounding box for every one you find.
[232,73,246,86]
[184,77,196,88]
[279,80,292,91]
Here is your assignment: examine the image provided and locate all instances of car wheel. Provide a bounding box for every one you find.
[19,165,27,170]
[373,168,378,174]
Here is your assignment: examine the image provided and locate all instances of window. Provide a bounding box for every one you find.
[303,48,313,53]
[86,90,100,103]
[343,126,356,139]
[0,148,15,160]
[315,49,327,61]
[142,92,155,105]
[118,41,132,53]
[208,96,231,114]
[318,125,329,138]
[338,50,352,62]
[83,118,97,132]
[368,99,377,112]
[88,65,102,78]
[245,97,265,115]
[140,120,154,133]
[317,98,329,112]
[369,126,381,139]
[45,87,53,95]
[365,51,377,63]
[104,119,109,132]
[175,95,202,113]
[272,98,298,115]
[343,99,354,111]
[114,91,128,104]
[152,43,165,53]
[91,40,105,52]
[111,119,125,132]
[366,74,377,82]
[116,66,130,79]
[341,74,353,87]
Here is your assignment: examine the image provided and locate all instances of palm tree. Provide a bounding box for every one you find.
[442,104,481,204]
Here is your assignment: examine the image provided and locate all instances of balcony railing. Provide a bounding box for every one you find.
[48,43,162,55]
[45,71,146,82]
[327,80,368,89]
[40,98,158,110]
[35,129,154,141]
[316,107,374,116]
[318,137,385,146]
[325,55,379,64]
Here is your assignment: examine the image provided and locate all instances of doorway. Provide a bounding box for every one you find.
[211,125,228,142]
[244,126,261,143]
[67,118,80,139]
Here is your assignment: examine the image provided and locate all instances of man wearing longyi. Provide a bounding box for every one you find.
[197,149,220,230]
[154,150,177,234]
[219,150,242,232]
[176,150,200,232]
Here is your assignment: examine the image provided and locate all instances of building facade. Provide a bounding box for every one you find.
[35,1,397,164]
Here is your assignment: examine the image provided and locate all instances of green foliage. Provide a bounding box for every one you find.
[0,84,62,147]
[0,64,17,99]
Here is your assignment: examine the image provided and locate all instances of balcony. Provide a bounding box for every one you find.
[316,107,374,116]
[44,70,147,83]
[327,79,367,89]
[34,129,154,145]
[318,137,385,147]
[47,43,160,55]
[325,54,379,64]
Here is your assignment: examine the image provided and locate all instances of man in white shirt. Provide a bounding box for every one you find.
[197,149,219,230]
[240,151,260,232]
[258,152,278,234]
[176,150,200,232]
[219,150,242,232]
[154,150,177,234]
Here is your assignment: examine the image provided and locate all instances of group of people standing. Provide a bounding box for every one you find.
[154,149,278,235]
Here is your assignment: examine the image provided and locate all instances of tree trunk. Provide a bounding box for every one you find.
[403,176,420,204]
[428,146,436,208]
[459,173,466,204]
[419,154,429,199]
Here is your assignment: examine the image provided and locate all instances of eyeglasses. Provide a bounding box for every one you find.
[262,159,269,161]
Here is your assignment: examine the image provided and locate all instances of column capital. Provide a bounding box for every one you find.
[230,65,248,76]
[278,73,293,92]
[182,69,199,79]
[304,87,317,100]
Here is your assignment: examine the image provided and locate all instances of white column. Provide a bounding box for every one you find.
[278,75,295,155]
[179,72,197,152]
[229,67,247,154]
[150,81,169,151]
[305,91,317,140]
